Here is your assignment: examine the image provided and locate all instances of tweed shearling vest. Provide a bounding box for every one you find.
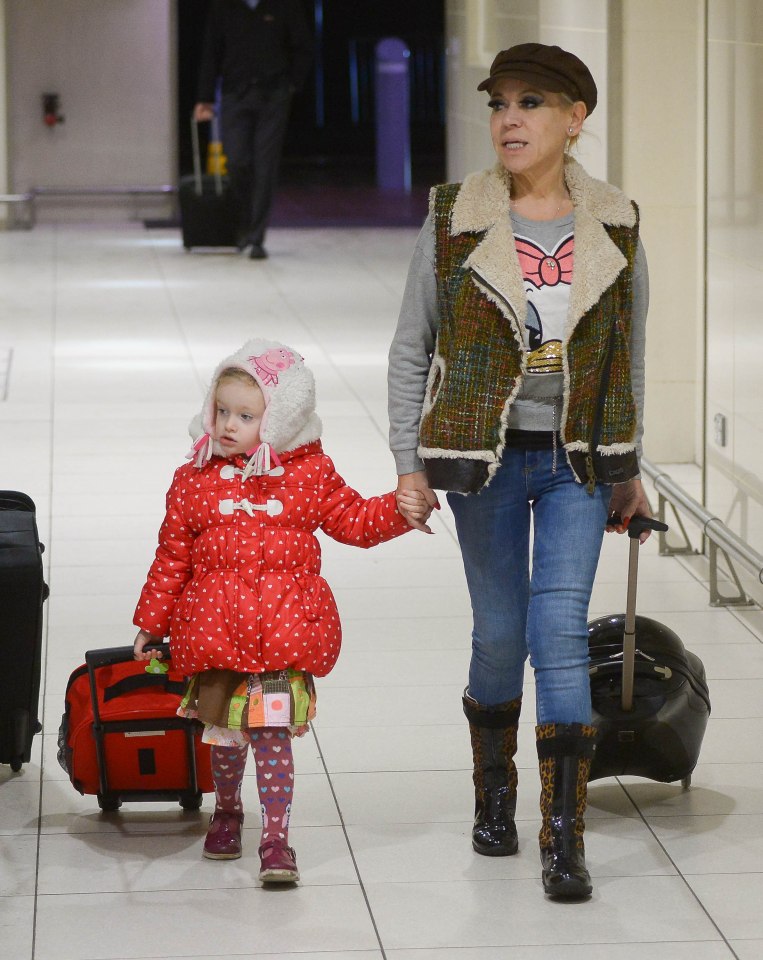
[418,158,640,494]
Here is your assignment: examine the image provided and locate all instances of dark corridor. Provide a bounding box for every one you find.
[177,0,445,227]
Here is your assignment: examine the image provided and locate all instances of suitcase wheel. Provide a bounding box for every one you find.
[180,790,203,811]
[681,774,692,790]
[97,794,122,812]
[10,756,22,773]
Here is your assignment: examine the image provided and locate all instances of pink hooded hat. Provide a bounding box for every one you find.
[187,338,322,475]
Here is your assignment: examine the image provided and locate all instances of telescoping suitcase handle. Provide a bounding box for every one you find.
[191,115,224,198]
[85,643,173,725]
[609,514,669,711]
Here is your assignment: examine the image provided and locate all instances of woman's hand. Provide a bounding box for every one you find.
[133,629,165,661]
[606,478,653,543]
[396,471,440,534]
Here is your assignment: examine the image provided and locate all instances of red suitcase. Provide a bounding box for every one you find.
[58,644,213,811]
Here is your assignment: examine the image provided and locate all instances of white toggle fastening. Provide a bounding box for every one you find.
[220,462,284,480]
[218,498,284,517]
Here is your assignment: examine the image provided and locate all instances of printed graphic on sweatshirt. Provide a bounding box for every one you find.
[515,233,574,374]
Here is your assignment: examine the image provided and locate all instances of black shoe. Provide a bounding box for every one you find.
[249,244,268,260]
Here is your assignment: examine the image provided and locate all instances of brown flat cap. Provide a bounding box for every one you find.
[477,43,597,114]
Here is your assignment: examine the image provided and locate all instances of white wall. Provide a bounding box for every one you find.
[538,0,608,181]
[6,0,175,220]
[444,0,608,181]
[617,0,705,466]
[705,0,763,596]
[0,0,8,206]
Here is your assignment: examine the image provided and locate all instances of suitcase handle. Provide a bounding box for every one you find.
[609,514,669,711]
[608,513,668,538]
[86,643,170,671]
[191,116,224,198]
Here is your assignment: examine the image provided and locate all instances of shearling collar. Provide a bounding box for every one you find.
[442,157,637,336]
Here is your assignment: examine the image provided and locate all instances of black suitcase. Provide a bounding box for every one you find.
[0,491,49,770]
[588,515,711,786]
[179,117,238,251]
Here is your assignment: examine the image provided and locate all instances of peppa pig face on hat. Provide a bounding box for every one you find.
[248,347,299,398]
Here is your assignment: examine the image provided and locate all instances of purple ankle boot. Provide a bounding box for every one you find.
[203,811,244,860]
[258,837,299,883]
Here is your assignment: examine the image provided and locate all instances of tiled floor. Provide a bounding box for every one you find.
[1,222,761,960]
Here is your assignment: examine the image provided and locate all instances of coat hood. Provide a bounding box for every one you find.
[188,338,322,473]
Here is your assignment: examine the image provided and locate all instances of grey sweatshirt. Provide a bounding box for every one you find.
[388,211,649,476]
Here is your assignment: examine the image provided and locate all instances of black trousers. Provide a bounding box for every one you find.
[221,82,293,247]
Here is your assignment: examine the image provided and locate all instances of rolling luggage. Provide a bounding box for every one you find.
[179,116,238,251]
[58,644,213,811]
[588,515,711,786]
[0,491,48,771]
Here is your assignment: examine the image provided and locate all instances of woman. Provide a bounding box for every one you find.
[388,43,651,900]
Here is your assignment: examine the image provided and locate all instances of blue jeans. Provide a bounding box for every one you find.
[447,449,611,724]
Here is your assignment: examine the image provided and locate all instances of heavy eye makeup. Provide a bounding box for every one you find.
[488,94,545,111]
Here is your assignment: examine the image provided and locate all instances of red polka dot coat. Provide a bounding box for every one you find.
[133,442,409,677]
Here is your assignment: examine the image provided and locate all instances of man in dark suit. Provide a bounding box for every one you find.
[194,0,313,259]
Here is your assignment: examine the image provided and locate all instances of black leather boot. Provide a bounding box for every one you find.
[463,691,522,856]
[536,722,597,898]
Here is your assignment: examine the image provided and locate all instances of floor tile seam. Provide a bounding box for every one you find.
[308,723,388,959]
[338,813,635,825]
[728,608,763,644]
[33,879,363,898]
[315,767,549,775]
[361,871,705,889]
[618,779,741,956]
[399,944,738,959]
[31,224,62,960]
[34,823,347,839]
[644,812,763,820]
[144,231,211,399]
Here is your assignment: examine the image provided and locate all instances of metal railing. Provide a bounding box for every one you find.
[24,185,177,224]
[641,457,763,607]
[0,193,35,229]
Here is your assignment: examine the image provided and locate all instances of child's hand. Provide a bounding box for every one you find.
[396,487,436,534]
[134,629,165,661]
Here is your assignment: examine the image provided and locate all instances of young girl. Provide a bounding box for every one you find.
[133,338,428,883]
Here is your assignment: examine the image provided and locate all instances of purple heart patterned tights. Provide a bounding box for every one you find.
[210,727,294,844]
